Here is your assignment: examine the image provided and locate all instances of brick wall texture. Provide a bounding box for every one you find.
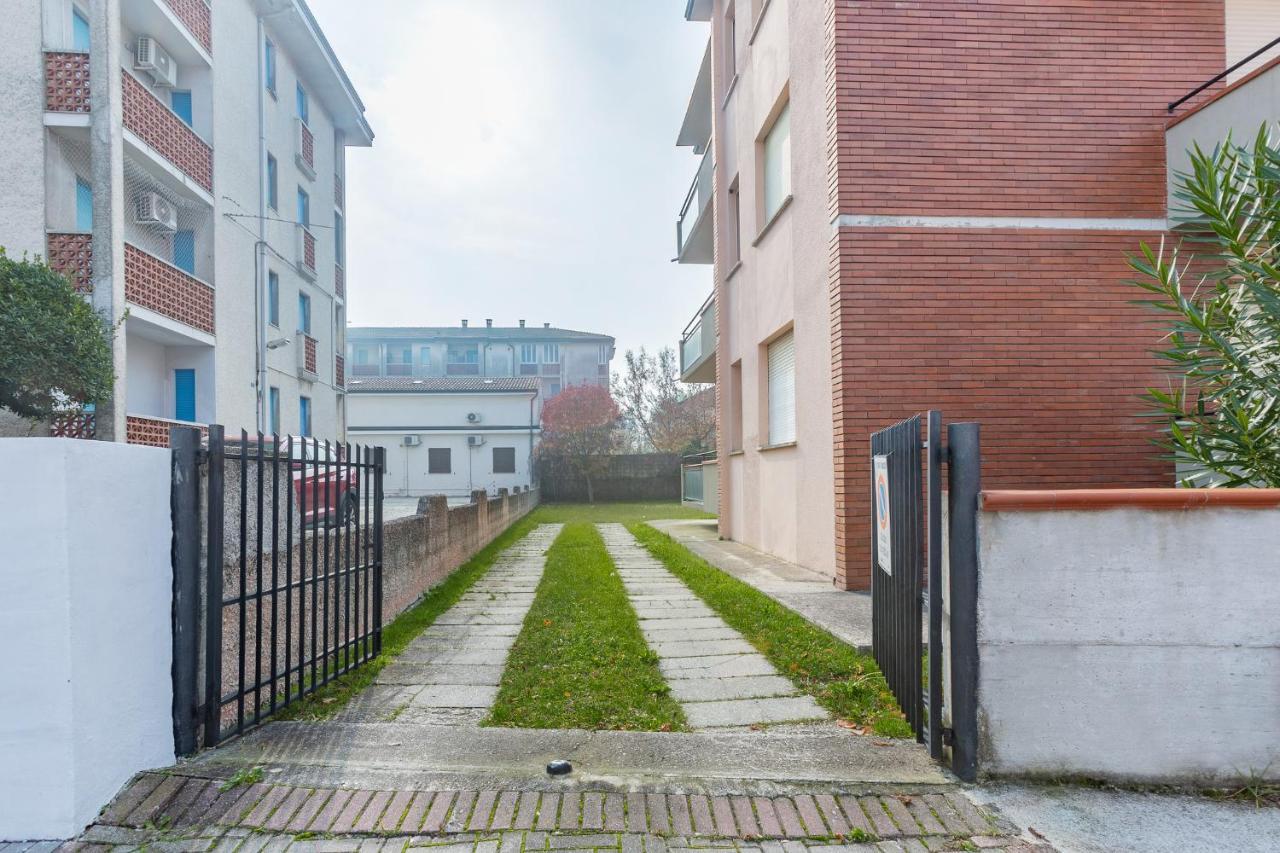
[44,51,90,113]
[46,232,93,292]
[825,1,1227,589]
[125,243,216,335]
[122,71,214,192]
[163,0,212,53]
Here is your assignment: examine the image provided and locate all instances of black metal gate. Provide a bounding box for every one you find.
[171,425,385,753]
[869,412,940,753]
[868,413,981,780]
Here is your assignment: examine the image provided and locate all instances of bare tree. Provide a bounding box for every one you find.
[612,346,714,454]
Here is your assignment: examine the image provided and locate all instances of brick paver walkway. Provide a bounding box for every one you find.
[36,772,1051,852]
[596,525,826,730]
[333,525,562,725]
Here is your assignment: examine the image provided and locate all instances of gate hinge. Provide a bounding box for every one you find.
[941,726,956,747]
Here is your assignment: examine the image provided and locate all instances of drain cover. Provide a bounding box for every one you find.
[546,759,572,776]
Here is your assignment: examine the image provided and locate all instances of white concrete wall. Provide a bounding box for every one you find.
[0,0,48,259]
[975,504,1280,784]
[0,439,175,841]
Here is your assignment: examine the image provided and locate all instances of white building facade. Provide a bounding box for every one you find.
[347,322,615,403]
[346,377,542,499]
[0,0,372,445]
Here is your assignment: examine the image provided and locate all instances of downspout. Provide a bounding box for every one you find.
[254,15,269,433]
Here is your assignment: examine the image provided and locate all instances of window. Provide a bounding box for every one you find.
[72,7,90,52]
[428,447,451,474]
[729,360,744,451]
[598,344,609,364]
[520,344,537,364]
[448,345,479,364]
[549,382,561,397]
[296,187,310,227]
[267,271,280,327]
[264,38,276,94]
[75,176,93,231]
[387,347,411,365]
[296,83,309,125]
[334,211,345,266]
[171,90,193,126]
[266,154,278,210]
[492,447,516,474]
[766,330,796,446]
[268,386,280,435]
[419,345,431,364]
[297,291,311,334]
[723,4,737,85]
[299,396,312,436]
[354,347,369,365]
[173,231,195,274]
[542,344,560,364]
[174,369,195,422]
[761,99,792,223]
[727,176,742,265]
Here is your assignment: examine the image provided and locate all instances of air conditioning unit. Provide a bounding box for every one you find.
[135,192,177,232]
[135,36,177,88]
[402,435,421,447]
[467,435,485,447]
[466,412,482,424]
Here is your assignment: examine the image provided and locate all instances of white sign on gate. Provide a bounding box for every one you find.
[873,454,892,574]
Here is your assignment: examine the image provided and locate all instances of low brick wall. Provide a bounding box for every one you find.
[536,453,680,502]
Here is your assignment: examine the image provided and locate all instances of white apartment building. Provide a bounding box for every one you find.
[346,377,542,499]
[346,322,615,402]
[0,0,372,445]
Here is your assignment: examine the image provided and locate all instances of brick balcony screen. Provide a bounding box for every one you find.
[51,411,96,439]
[335,354,345,387]
[335,264,345,298]
[304,335,317,374]
[127,414,207,448]
[125,243,215,334]
[122,71,213,191]
[45,52,90,113]
[47,233,93,292]
[334,174,344,208]
[302,228,316,272]
[300,122,315,171]
[163,0,212,53]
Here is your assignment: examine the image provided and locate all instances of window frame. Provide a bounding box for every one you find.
[334,210,345,266]
[427,447,452,474]
[297,291,311,335]
[75,176,93,232]
[520,344,537,364]
[764,328,796,447]
[542,343,560,364]
[759,96,792,227]
[264,38,277,95]
[72,6,91,52]
[492,446,517,474]
[296,82,309,125]
[296,186,310,227]
[267,270,280,327]
[268,386,281,435]
[266,153,278,211]
[299,395,312,437]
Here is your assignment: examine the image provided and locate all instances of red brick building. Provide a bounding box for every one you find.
[673,0,1277,589]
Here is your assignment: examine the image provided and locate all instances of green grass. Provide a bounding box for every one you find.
[530,501,715,524]
[273,512,545,721]
[627,522,913,738]
[485,522,687,731]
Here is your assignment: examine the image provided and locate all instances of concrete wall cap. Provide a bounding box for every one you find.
[982,488,1280,511]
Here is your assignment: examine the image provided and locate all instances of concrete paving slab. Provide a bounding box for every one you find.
[377,663,506,686]
[641,627,747,643]
[660,655,779,678]
[667,676,799,703]
[683,697,827,729]
[650,639,757,658]
[410,684,500,708]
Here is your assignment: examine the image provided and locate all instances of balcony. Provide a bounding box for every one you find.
[126,414,206,448]
[158,0,211,54]
[385,362,412,376]
[296,224,317,280]
[122,70,212,192]
[351,362,379,377]
[44,52,90,114]
[335,174,344,210]
[295,118,316,180]
[296,332,318,380]
[679,292,715,384]
[447,362,480,376]
[46,232,93,292]
[124,242,215,335]
[335,264,345,299]
[676,146,713,264]
[335,354,345,389]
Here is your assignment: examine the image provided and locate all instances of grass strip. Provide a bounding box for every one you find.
[273,513,544,721]
[628,522,913,737]
[485,522,687,731]
[531,502,716,525]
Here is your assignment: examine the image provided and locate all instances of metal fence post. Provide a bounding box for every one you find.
[203,425,225,747]
[947,422,981,782]
[170,426,201,757]
[372,446,385,655]
[926,410,944,760]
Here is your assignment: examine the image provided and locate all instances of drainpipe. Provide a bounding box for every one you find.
[254,15,269,433]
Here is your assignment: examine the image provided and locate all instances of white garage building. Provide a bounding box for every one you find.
[346,377,541,498]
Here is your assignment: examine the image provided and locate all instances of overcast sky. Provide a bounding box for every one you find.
[307,0,711,360]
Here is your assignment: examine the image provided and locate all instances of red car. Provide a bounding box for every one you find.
[285,437,361,528]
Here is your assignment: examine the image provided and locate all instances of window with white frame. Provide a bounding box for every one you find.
[598,344,609,364]
[766,330,795,446]
[520,344,537,364]
[419,345,431,365]
[761,99,791,223]
[542,344,560,364]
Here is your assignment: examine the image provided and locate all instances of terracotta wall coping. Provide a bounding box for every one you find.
[981,489,1280,511]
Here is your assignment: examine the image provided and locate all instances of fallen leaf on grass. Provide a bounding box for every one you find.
[321,697,337,704]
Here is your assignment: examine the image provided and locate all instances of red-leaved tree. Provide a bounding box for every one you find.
[539,384,621,503]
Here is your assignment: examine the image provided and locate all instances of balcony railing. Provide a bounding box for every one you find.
[335,354,345,388]
[335,264,345,299]
[44,51,90,113]
[351,363,379,377]
[385,363,412,376]
[676,146,714,260]
[335,174,344,210]
[447,363,480,375]
[296,332,318,378]
[296,224,317,280]
[295,118,316,179]
[47,232,93,292]
[122,71,213,192]
[161,0,212,54]
[680,292,716,384]
[126,414,206,448]
[124,243,215,334]
[51,409,96,440]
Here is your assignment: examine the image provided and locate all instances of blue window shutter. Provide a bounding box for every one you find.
[173,231,195,274]
[269,387,280,435]
[267,155,278,209]
[296,83,308,123]
[72,8,90,52]
[297,188,309,226]
[299,397,311,436]
[174,369,196,422]
[265,39,276,93]
[171,90,193,126]
[268,271,279,326]
[75,177,93,231]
